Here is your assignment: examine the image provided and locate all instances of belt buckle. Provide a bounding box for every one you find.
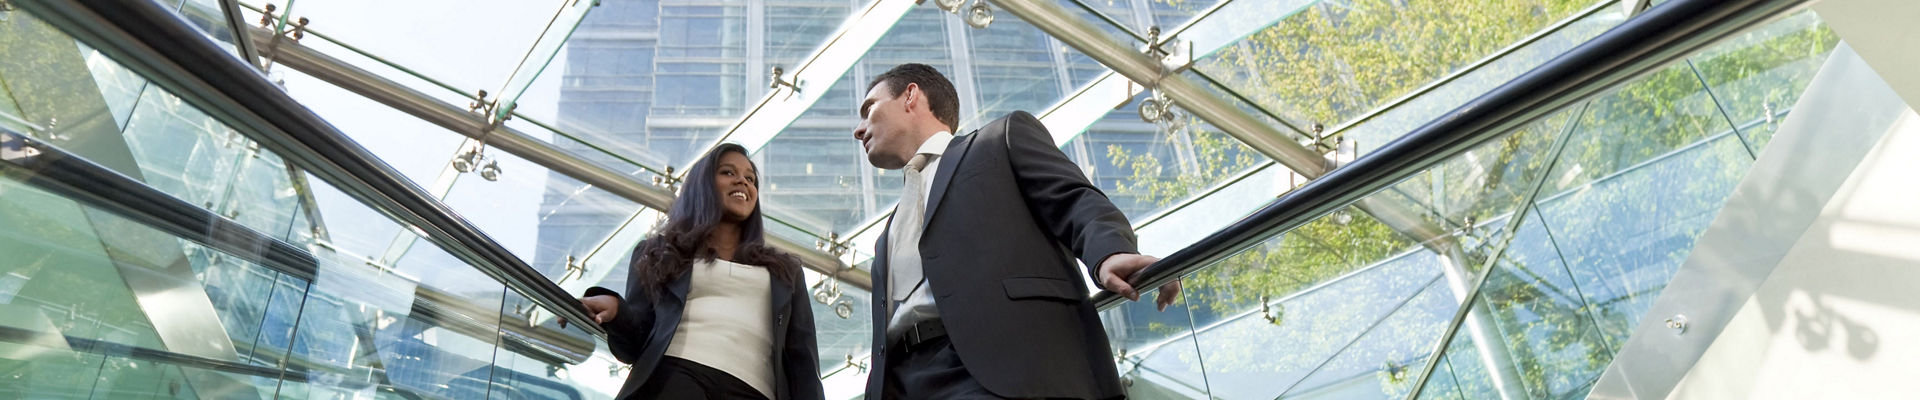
[904,323,925,348]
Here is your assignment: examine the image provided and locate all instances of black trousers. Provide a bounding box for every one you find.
[883,336,1007,400]
[632,356,769,400]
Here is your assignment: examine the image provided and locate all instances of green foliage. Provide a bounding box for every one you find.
[1108,1,1844,397]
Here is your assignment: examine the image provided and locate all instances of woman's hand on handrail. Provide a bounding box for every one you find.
[560,295,621,328]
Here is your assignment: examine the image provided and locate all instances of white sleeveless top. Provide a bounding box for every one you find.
[663,258,775,398]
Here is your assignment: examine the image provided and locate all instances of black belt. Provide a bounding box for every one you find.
[897,319,947,353]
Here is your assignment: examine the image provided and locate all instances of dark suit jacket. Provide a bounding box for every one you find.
[587,242,825,400]
[866,111,1134,399]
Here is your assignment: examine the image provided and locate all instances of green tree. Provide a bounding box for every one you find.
[1107,1,1841,398]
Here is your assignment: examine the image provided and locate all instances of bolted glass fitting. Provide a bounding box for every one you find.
[478,160,502,181]
[834,301,853,319]
[1138,98,1163,123]
[933,0,966,13]
[965,0,994,29]
[452,149,482,172]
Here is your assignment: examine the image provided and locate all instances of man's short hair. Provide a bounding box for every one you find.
[868,63,960,133]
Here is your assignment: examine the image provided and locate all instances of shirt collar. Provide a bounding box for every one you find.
[915,131,954,159]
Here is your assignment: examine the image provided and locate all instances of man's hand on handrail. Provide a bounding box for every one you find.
[1097,254,1182,311]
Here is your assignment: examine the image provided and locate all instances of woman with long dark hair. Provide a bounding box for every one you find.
[576,143,823,400]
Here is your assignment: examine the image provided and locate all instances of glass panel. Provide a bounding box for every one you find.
[287,246,508,398]
[759,125,876,243]
[1538,63,1738,195]
[1471,210,1615,398]
[286,0,566,99]
[215,150,306,243]
[1105,285,1209,399]
[0,178,166,351]
[1064,89,1266,220]
[1164,86,1579,399]
[1187,246,1446,399]
[118,86,252,209]
[440,148,648,282]
[1194,0,1596,137]
[743,6,953,241]
[1688,11,1841,152]
[0,174,315,398]
[804,271,873,375]
[765,1,861,69]
[1075,0,1225,41]
[1335,8,1625,158]
[493,0,597,121]
[960,16,1071,131]
[74,42,151,129]
[1062,0,1148,45]
[1534,134,1753,349]
[1275,280,1458,399]
[177,0,246,58]
[303,173,406,267]
[1422,326,1498,399]
[490,290,618,400]
[280,69,467,186]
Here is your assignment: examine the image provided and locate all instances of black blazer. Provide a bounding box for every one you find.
[866,111,1134,399]
[587,242,825,400]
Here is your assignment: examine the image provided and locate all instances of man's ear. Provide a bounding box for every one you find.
[903,82,921,113]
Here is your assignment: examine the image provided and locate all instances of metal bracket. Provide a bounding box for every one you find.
[769,66,802,99]
[514,302,541,327]
[650,165,680,190]
[556,255,586,284]
[453,90,510,182]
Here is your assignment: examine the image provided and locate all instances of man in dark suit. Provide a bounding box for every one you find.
[852,63,1181,399]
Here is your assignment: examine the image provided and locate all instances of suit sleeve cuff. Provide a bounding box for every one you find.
[583,286,622,300]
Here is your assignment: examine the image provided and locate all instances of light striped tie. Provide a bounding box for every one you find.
[888,154,933,307]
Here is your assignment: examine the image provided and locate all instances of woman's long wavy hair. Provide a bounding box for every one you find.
[631,143,800,299]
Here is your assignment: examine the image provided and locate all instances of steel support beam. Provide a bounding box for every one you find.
[242,25,871,290]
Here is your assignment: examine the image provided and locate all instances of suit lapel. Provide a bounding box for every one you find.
[770,268,792,318]
[667,269,693,301]
[921,132,977,233]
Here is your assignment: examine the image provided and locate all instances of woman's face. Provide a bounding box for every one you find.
[712,151,759,222]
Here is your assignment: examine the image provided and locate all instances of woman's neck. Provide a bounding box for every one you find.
[707,221,742,261]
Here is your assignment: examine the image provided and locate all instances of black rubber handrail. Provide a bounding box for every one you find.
[1094,0,1808,310]
[14,0,607,338]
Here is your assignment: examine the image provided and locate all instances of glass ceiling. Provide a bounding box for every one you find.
[0,0,1851,397]
[154,0,1714,394]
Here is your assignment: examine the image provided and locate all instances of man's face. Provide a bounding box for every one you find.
[854,81,922,170]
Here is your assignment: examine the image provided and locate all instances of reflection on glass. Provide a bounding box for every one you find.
[1336,7,1625,158]
[1688,11,1840,152]
[1534,135,1752,349]
[1105,286,1207,399]
[1196,0,1595,137]
[1276,281,1456,399]
[1066,90,1264,219]
[1539,62,1736,195]
[118,85,252,210]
